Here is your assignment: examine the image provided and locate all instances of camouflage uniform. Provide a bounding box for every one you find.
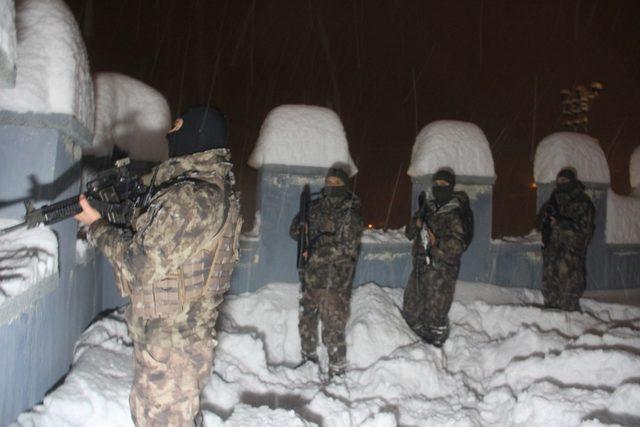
[289,191,363,375]
[402,192,469,346]
[88,148,242,426]
[536,183,594,311]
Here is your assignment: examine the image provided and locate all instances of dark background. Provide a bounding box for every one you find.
[65,0,640,237]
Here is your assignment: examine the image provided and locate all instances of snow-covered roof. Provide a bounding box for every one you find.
[91,72,170,162]
[534,132,610,184]
[630,145,640,191]
[0,0,94,131]
[248,105,357,176]
[0,0,17,87]
[606,191,640,244]
[407,120,495,178]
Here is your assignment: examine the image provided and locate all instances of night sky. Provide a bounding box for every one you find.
[65,0,640,237]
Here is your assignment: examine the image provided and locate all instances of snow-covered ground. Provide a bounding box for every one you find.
[0,219,57,303]
[12,281,640,427]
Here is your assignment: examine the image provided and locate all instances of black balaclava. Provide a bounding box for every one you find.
[432,169,455,205]
[556,168,578,193]
[167,105,228,158]
[324,166,350,199]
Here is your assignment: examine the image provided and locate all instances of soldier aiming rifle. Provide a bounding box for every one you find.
[0,158,155,237]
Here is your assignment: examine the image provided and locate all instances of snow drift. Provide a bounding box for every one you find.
[13,281,640,426]
[534,132,610,184]
[248,105,357,176]
[90,72,170,162]
[0,0,94,130]
[407,120,495,178]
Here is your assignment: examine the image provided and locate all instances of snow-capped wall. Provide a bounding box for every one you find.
[407,120,495,177]
[0,221,58,304]
[0,0,17,87]
[630,145,640,194]
[248,105,357,175]
[0,0,94,131]
[91,72,170,161]
[606,192,640,244]
[534,132,610,184]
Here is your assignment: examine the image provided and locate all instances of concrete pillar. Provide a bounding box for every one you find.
[0,112,100,426]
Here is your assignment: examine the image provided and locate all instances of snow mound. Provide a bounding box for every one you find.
[0,0,17,87]
[606,191,640,244]
[90,72,170,161]
[407,120,495,178]
[0,0,94,130]
[534,132,610,184]
[14,281,640,426]
[14,311,133,427]
[248,105,357,176]
[630,145,640,193]
[0,219,57,304]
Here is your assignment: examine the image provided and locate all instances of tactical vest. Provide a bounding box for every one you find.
[126,183,243,320]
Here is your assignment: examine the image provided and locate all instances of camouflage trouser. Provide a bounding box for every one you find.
[402,262,458,347]
[542,248,586,311]
[130,339,214,427]
[300,260,353,375]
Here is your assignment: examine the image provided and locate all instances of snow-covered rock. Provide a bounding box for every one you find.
[630,145,640,195]
[90,72,170,161]
[248,105,357,176]
[0,219,58,304]
[407,120,495,178]
[0,0,94,130]
[534,132,610,184]
[0,0,17,87]
[13,281,640,426]
[606,191,640,244]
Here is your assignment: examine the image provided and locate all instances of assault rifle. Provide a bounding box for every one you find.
[540,203,558,248]
[417,190,432,265]
[0,158,153,237]
[296,184,311,273]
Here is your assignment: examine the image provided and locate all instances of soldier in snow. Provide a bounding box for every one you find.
[537,168,595,311]
[75,105,242,426]
[402,168,472,347]
[289,165,363,378]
